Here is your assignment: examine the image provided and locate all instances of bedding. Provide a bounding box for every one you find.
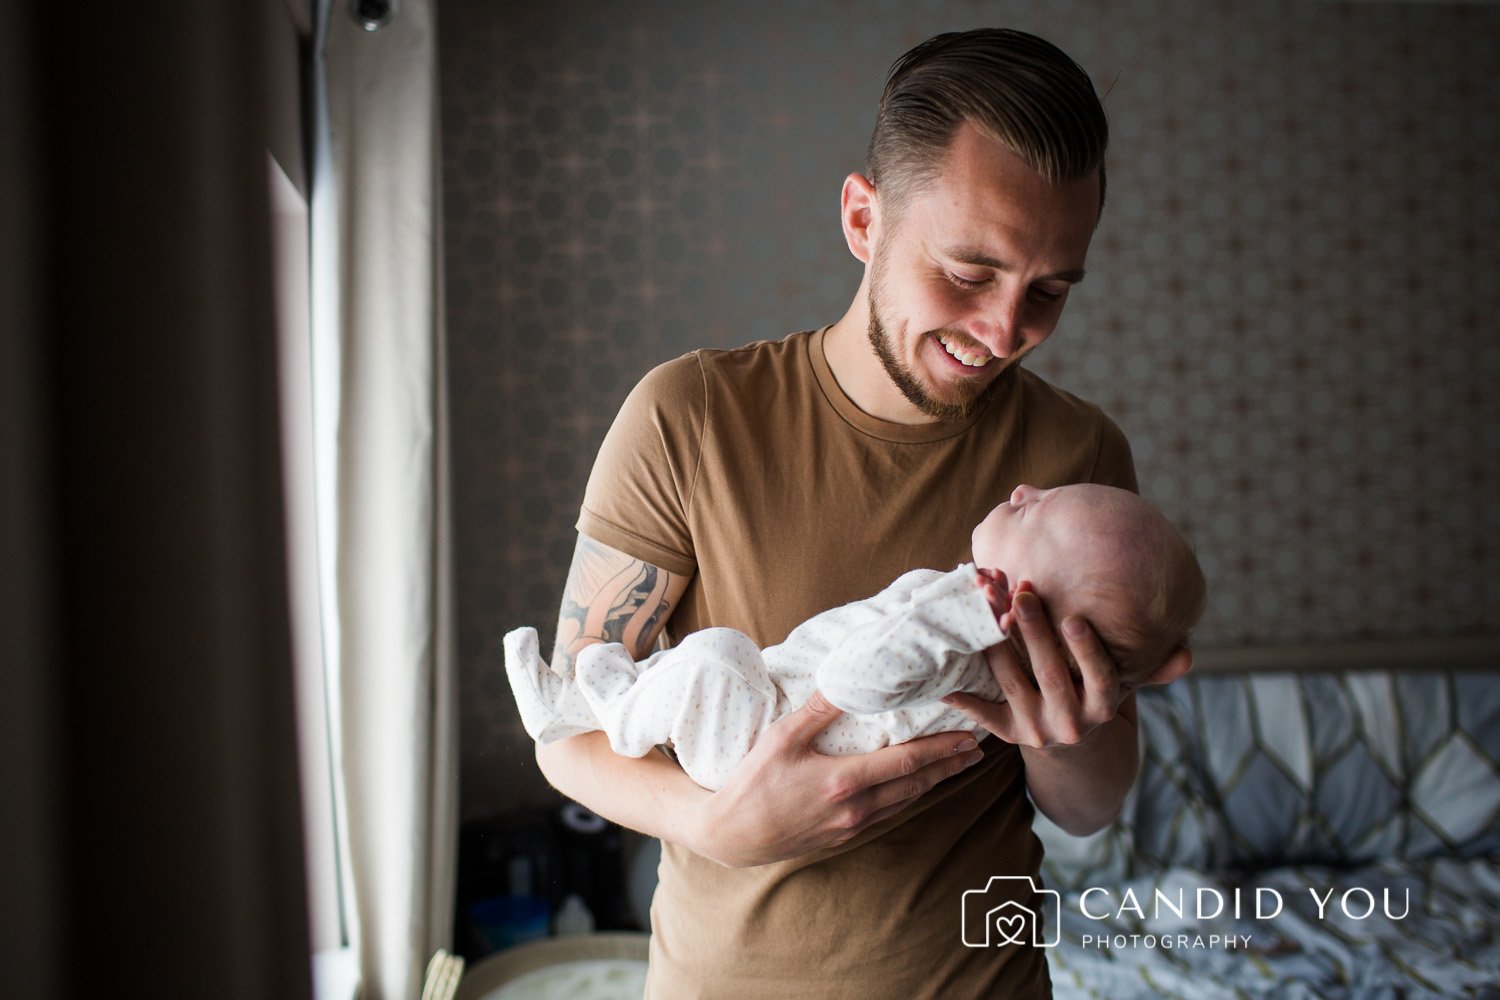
[1048,856,1500,999]
[1033,669,1500,999]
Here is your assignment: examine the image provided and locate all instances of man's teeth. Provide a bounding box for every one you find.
[938,334,992,367]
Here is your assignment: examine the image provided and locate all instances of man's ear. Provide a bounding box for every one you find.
[1143,645,1194,687]
[840,172,878,264]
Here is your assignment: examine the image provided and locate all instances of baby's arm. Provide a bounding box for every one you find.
[574,628,781,791]
[815,565,1008,714]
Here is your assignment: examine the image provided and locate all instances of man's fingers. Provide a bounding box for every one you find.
[842,729,980,792]
[942,692,1014,731]
[1011,589,1079,703]
[855,739,987,819]
[778,690,845,743]
[942,691,1016,742]
[983,637,1039,715]
[1059,614,1120,723]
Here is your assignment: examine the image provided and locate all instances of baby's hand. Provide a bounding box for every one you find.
[975,567,1010,626]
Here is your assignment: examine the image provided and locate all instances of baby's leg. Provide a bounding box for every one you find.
[576,628,779,791]
[502,627,601,743]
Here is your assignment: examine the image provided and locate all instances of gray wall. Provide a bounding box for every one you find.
[441,0,1500,819]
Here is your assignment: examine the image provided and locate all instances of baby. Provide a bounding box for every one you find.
[505,483,1206,791]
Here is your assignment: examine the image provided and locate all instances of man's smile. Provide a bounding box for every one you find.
[937,332,995,367]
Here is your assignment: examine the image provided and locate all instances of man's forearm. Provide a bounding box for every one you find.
[535,730,710,849]
[1020,709,1139,836]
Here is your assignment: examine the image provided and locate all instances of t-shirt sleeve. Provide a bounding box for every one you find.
[1089,411,1139,494]
[575,354,705,577]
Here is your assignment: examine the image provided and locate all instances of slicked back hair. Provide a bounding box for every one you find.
[866,28,1109,220]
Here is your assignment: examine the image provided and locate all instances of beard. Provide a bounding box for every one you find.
[865,281,1005,422]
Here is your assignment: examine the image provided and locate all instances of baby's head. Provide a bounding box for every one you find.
[971,483,1205,689]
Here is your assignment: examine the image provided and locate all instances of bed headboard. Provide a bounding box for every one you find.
[1038,650,1500,890]
[1190,634,1500,674]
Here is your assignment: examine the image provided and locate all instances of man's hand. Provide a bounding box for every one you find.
[690,691,986,868]
[940,581,1141,835]
[942,581,1123,748]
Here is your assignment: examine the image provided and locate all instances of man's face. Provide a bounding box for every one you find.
[865,122,1102,420]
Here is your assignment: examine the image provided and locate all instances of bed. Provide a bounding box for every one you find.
[1033,646,1500,999]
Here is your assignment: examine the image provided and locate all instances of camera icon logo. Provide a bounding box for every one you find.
[961,875,1061,948]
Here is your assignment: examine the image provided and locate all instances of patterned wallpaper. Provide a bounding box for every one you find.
[440,0,1500,818]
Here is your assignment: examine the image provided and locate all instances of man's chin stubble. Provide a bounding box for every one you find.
[866,316,1004,421]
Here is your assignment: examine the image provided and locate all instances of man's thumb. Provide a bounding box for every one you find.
[785,690,844,740]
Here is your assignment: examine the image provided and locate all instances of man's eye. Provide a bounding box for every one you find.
[947,272,985,289]
[1029,286,1064,304]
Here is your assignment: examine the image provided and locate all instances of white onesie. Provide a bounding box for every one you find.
[504,564,1007,790]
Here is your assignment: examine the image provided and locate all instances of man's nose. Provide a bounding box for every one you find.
[967,290,1027,359]
[1010,483,1038,505]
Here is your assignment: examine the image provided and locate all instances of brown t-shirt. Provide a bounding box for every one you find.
[577,327,1137,999]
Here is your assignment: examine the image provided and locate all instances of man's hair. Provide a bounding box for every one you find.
[866,28,1109,217]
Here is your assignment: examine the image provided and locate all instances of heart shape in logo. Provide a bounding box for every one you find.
[994,913,1027,945]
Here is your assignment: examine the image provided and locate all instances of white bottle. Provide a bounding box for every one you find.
[553,894,595,937]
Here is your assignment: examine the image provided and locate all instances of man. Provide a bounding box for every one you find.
[535,28,1193,999]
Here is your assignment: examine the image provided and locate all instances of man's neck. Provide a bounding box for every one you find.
[822,306,936,426]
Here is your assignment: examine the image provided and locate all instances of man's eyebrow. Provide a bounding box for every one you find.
[941,246,1086,284]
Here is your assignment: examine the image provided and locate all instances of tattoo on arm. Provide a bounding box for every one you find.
[551,537,676,675]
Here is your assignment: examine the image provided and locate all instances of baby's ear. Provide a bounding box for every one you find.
[1141,646,1194,688]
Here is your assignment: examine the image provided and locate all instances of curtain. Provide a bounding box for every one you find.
[2,2,315,997]
[1,3,60,997]
[312,2,460,999]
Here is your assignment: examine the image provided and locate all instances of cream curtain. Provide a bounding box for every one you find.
[312,2,459,999]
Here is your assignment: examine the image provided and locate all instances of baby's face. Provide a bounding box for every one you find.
[971,483,1146,638]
